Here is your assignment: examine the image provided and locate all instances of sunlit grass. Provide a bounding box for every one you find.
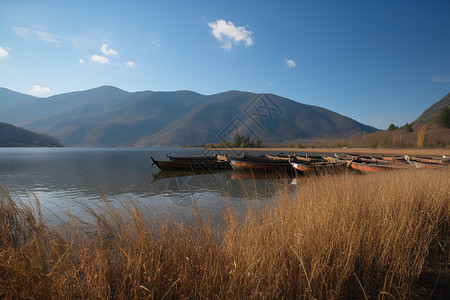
[0,169,448,299]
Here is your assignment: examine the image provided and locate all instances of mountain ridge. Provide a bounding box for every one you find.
[413,92,450,126]
[0,86,378,146]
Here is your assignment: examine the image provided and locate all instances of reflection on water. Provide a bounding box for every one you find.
[0,148,296,226]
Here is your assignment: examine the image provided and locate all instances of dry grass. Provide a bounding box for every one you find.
[0,170,449,299]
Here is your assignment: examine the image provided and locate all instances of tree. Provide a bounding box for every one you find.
[255,138,261,148]
[228,134,261,148]
[437,106,450,128]
[388,124,398,131]
[417,124,427,147]
[403,123,413,132]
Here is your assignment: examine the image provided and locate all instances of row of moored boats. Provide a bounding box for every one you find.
[151,153,450,174]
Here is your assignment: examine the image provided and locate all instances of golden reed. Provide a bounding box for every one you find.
[0,169,448,299]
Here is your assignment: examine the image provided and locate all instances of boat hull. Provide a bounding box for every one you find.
[229,159,293,173]
[152,157,229,171]
[167,155,218,162]
[348,161,413,173]
[290,161,347,174]
[412,161,450,170]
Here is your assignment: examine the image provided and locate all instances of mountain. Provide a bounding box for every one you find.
[0,87,37,111]
[0,86,378,146]
[0,122,62,147]
[413,92,450,126]
[135,91,378,146]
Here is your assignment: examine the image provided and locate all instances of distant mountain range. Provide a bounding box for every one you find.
[0,122,62,147]
[0,86,379,146]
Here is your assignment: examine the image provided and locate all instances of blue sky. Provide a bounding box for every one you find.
[0,0,449,129]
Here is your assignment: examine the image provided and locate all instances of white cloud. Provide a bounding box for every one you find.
[284,58,296,68]
[90,54,109,64]
[208,19,253,50]
[30,85,50,94]
[79,58,85,64]
[431,76,450,83]
[13,26,78,45]
[101,44,118,56]
[124,61,136,67]
[0,46,9,59]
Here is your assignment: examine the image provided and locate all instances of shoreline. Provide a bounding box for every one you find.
[206,147,450,156]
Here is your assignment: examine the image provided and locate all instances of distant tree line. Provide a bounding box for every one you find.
[206,134,262,148]
[388,123,413,132]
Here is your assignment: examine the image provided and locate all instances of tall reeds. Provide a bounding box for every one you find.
[223,170,449,298]
[0,170,448,299]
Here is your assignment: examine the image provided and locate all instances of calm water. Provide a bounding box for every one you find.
[0,148,295,226]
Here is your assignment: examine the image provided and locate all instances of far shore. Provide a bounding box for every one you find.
[206,147,450,156]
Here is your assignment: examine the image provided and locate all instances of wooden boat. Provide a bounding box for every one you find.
[294,155,326,162]
[322,155,342,163]
[167,155,218,162]
[266,154,294,161]
[378,155,409,164]
[266,153,326,162]
[341,154,400,164]
[368,156,390,163]
[347,155,381,164]
[380,154,405,162]
[229,156,293,173]
[346,159,414,173]
[344,153,386,162]
[408,161,450,170]
[289,160,347,174]
[410,156,450,165]
[441,156,450,164]
[151,157,229,171]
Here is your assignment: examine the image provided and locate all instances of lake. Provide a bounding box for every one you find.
[0,147,295,226]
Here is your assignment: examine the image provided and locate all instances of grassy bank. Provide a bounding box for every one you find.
[0,170,449,299]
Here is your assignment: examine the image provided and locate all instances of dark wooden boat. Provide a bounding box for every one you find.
[341,154,401,165]
[151,157,229,171]
[347,155,381,164]
[289,160,347,174]
[344,153,386,162]
[167,155,218,162]
[229,156,293,172]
